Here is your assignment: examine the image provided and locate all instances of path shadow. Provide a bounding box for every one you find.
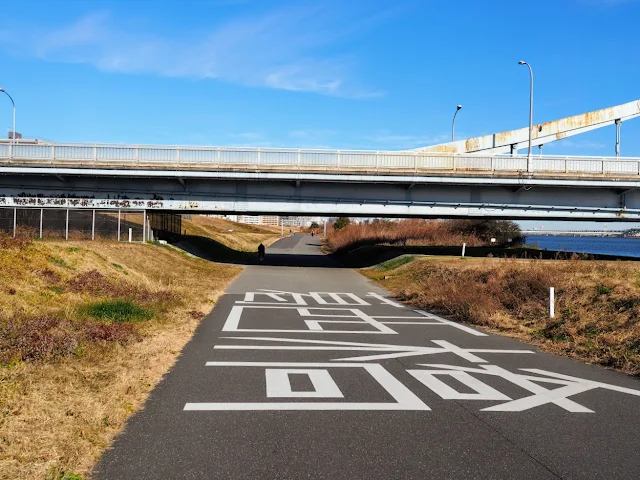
[173,235,638,269]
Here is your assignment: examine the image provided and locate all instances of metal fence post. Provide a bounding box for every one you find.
[94,145,98,162]
[297,149,301,170]
[92,209,96,240]
[142,210,146,242]
[117,209,121,241]
[40,208,43,239]
[13,207,16,238]
[65,209,69,240]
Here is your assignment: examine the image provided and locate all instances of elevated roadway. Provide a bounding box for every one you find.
[3,142,640,220]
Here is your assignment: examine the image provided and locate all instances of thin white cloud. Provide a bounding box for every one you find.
[0,5,384,98]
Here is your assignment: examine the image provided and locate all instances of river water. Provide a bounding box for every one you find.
[525,235,640,258]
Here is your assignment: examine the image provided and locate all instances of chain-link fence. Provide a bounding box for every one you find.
[0,208,148,241]
[0,208,183,242]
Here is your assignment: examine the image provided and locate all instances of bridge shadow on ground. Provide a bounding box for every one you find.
[173,235,637,269]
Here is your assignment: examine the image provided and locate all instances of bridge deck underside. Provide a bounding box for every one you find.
[1,170,639,221]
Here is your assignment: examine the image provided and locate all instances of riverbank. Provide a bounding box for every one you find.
[362,255,640,376]
[0,238,241,479]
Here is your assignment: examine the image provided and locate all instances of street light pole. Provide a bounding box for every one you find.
[452,104,462,142]
[518,61,534,173]
[0,88,16,157]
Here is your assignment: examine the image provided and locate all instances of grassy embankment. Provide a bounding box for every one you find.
[363,255,640,376]
[182,216,284,252]
[177,216,290,262]
[0,236,241,479]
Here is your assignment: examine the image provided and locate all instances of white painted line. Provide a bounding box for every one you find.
[185,363,430,411]
[266,369,344,398]
[367,292,404,308]
[304,320,324,331]
[408,370,511,401]
[415,310,487,337]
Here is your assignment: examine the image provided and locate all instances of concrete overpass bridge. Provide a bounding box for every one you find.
[2,99,640,222]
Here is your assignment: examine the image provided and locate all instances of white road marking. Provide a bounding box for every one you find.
[408,370,512,401]
[185,363,430,411]
[266,369,344,398]
[416,364,595,412]
[310,292,370,306]
[215,337,535,363]
[367,292,405,308]
[416,310,487,336]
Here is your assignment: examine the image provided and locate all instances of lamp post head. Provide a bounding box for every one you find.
[518,60,527,65]
[0,88,4,92]
[456,104,462,110]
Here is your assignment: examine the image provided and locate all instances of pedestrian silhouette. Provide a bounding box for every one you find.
[257,243,265,261]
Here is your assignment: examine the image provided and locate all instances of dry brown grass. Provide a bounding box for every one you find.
[363,256,640,376]
[326,219,485,253]
[182,216,285,252]
[0,236,241,479]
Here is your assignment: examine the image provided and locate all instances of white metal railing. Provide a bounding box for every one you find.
[1,141,639,176]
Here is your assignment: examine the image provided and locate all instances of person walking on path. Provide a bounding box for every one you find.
[257,243,265,262]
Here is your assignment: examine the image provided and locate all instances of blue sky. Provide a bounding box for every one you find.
[2,0,640,228]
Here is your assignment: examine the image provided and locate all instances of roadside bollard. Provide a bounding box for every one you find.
[461,242,466,257]
[550,287,555,318]
[129,228,132,243]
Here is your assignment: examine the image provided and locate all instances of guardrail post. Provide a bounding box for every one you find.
[297,149,301,170]
[65,208,69,240]
[92,209,96,240]
[217,147,221,166]
[13,207,16,238]
[177,146,180,163]
[565,157,568,174]
[136,146,140,163]
[258,148,261,165]
[117,209,121,241]
[490,156,494,172]
[602,158,605,174]
[142,210,146,242]
[337,151,341,170]
[52,145,56,161]
[40,208,43,239]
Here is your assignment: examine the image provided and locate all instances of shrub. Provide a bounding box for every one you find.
[333,217,351,231]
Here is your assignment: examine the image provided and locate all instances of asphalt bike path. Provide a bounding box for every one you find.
[95,234,640,479]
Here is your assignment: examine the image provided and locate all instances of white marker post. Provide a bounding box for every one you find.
[549,287,555,318]
[461,242,466,257]
[128,228,133,243]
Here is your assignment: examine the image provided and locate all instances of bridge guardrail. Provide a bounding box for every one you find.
[1,142,639,176]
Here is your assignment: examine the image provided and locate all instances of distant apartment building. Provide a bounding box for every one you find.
[213,214,280,226]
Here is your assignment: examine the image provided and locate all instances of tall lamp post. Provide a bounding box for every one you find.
[452,104,462,142]
[518,61,534,173]
[0,88,16,157]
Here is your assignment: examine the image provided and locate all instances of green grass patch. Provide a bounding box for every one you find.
[83,300,153,323]
[47,286,65,295]
[597,285,613,295]
[49,256,71,269]
[111,263,129,275]
[67,247,80,253]
[376,255,415,271]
